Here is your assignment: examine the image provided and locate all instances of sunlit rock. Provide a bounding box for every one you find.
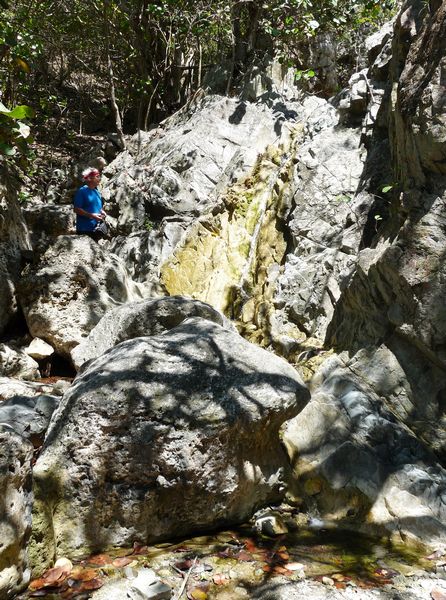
[17,235,146,358]
[283,348,446,546]
[31,317,309,573]
[71,296,233,370]
[0,343,40,380]
[25,337,54,361]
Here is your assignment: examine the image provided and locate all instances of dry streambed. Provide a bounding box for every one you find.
[17,520,446,600]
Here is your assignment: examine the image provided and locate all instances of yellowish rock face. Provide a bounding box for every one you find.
[160,142,295,343]
[160,211,253,313]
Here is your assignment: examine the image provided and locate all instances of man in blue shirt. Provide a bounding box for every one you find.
[73,167,107,241]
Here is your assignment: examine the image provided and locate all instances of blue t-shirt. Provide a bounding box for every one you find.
[73,185,103,232]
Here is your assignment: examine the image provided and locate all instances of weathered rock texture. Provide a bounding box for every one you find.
[0,394,59,446]
[281,0,446,545]
[71,296,233,370]
[0,169,32,336]
[0,344,40,381]
[17,235,145,358]
[103,88,304,301]
[0,426,33,599]
[283,349,446,546]
[31,318,309,572]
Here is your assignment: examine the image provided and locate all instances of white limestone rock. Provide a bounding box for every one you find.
[31,317,309,572]
[17,235,147,358]
[71,296,234,370]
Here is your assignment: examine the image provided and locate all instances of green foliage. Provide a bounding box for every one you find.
[0,100,34,160]
[144,218,155,232]
[335,194,351,203]
[295,68,316,81]
[1,0,399,141]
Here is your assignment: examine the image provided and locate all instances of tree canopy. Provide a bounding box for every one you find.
[0,0,398,166]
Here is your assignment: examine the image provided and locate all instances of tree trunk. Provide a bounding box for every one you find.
[103,0,126,149]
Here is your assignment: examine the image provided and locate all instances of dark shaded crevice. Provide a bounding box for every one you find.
[0,306,29,343]
[44,354,76,379]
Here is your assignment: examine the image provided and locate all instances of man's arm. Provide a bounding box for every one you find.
[74,206,105,221]
[74,206,104,220]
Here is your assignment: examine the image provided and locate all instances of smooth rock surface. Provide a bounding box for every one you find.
[71,296,233,370]
[102,93,300,235]
[25,337,54,360]
[0,393,59,445]
[283,350,446,546]
[31,318,309,573]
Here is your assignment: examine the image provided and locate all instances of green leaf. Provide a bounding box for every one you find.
[0,142,16,156]
[0,104,35,119]
[381,185,393,193]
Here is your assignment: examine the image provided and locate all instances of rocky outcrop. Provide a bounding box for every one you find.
[22,204,75,243]
[281,1,446,545]
[0,169,32,336]
[71,296,233,370]
[102,92,300,235]
[283,348,446,546]
[17,235,146,358]
[0,426,33,599]
[31,318,309,573]
[0,344,40,381]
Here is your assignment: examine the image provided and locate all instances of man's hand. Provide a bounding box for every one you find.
[91,212,104,221]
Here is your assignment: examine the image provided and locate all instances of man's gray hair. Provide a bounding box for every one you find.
[82,167,100,179]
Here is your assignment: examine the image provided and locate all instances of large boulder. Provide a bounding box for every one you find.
[283,348,446,546]
[71,296,233,370]
[0,425,33,599]
[17,235,146,358]
[31,318,309,573]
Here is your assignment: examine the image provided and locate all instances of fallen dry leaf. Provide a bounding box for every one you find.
[175,559,196,571]
[79,578,104,591]
[69,567,99,582]
[217,547,233,559]
[132,542,148,555]
[112,556,134,568]
[29,566,68,590]
[213,573,230,585]
[334,581,346,590]
[244,539,258,553]
[236,550,253,562]
[272,565,292,575]
[85,554,112,566]
[276,551,290,561]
